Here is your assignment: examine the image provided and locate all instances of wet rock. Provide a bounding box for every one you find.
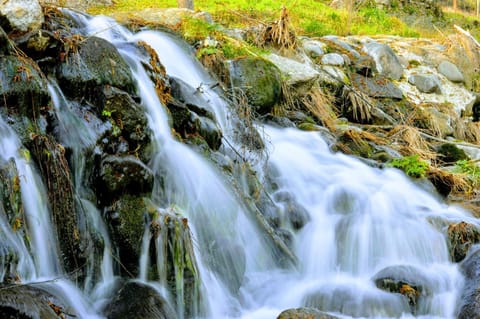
[106,194,148,277]
[229,57,282,114]
[303,284,410,317]
[408,74,440,93]
[0,56,49,119]
[363,42,404,80]
[458,246,480,319]
[277,307,340,319]
[97,86,152,161]
[13,30,58,61]
[0,284,64,319]
[0,0,43,32]
[104,281,177,319]
[438,60,464,83]
[447,221,480,262]
[274,193,310,230]
[436,143,469,164]
[56,36,134,101]
[372,265,431,313]
[99,155,153,200]
[0,27,14,55]
[351,73,403,99]
[30,134,89,277]
[321,53,344,66]
[191,113,222,150]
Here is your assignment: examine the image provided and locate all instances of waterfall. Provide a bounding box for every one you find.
[1,9,477,319]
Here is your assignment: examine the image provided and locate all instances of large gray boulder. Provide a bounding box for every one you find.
[351,74,403,99]
[438,61,464,83]
[408,74,441,93]
[39,0,113,11]
[0,0,43,32]
[363,42,404,80]
[266,53,319,91]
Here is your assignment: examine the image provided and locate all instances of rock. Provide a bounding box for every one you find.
[318,66,349,89]
[408,74,440,93]
[321,53,344,66]
[228,57,282,114]
[13,30,58,59]
[190,112,222,150]
[322,36,361,59]
[303,284,410,317]
[39,0,113,11]
[372,265,432,313]
[104,281,177,319]
[458,246,480,319]
[0,27,14,55]
[473,93,480,122]
[277,307,340,319]
[266,53,319,91]
[99,155,153,201]
[363,42,404,80]
[96,86,152,161]
[438,61,464,83]
[0,284,64,319]
[448,221,480,262]
[351,73,403,99]
[56,36,134,100]
[0,56,49,119]
[436,143,469,164]
[302,40,326,58]
[354,55,375,77]
[0,0,43,32]
[105,195,148,276]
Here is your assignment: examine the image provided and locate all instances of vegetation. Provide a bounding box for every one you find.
[387,155,430,179]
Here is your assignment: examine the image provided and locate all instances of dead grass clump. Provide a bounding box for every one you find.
[300,88,337,131]
[388,125,436,159]
[427,166,471,197]
[255,6,296,52]
[464,121,480,144]
[342,86,373,123]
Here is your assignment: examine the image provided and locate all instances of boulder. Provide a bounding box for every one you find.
[321,53,344,66]
[438,61,464,83]
[363,42,404,80]
[104,281,177,319]
[447,221,480,262]
[0,0,43,32]
[56,36,134,100]
[0,27,14,55]
[408,74,440,93]
[302,40,326,58]
[277,307,340,319]
[39,0,113,11]
[436,143,469,164]
[99,155,154,200]
[354,55,376,77]
[351,73,403,99]
[228,57,282,114]
[458,246,480,319]
[266,53,319,91]
[0,56,49,119]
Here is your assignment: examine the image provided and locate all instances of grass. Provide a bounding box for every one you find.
[89,0,424,38]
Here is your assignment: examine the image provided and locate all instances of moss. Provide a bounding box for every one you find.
[387,155,429,178]
[437,143,469,164]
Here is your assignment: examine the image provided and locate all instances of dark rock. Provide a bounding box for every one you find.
[104,281,177,319]
[447,221,480,262]
[30,134,89,277]
[277,307,340,319]
[99,155,153,201]
[96,86,152,161]
[0,27,14,55]
[436,143,469,164]
[0,55,49,119]
[105,194,148,277]
[56,36,134,101]
[354,55,375,77]
[363,42,404,80]
[13,30,60,62]
[351,73,403,99]
[473,93,480,122]
[408,74,441,93]
[228,57,282,114]
[0,284,64,319]
[458,246,480,319]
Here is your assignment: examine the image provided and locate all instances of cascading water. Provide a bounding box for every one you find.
[2,8,477,319]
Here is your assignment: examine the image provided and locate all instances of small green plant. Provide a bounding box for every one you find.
[453,159,480,187]
[387,155,429,178]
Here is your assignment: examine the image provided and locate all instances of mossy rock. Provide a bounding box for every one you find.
[448,221,480,262]
[437,143,469,164]
[228,57,282,114]
[56,36,134,101]
[0,55,49,119]
[106,194,148,277]
[277,308,340,319]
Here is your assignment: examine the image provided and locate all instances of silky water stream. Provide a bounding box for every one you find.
[0,11,477,319]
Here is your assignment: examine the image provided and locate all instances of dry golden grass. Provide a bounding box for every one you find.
[388,125,436,159]
[255,6,296,53]
[342,87,373,123]
[300,89,337,132]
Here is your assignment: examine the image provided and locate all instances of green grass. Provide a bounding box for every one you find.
[89,0,422,38]
[387,155,430,179]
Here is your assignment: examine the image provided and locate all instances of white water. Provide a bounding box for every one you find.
[0,10,475,319]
